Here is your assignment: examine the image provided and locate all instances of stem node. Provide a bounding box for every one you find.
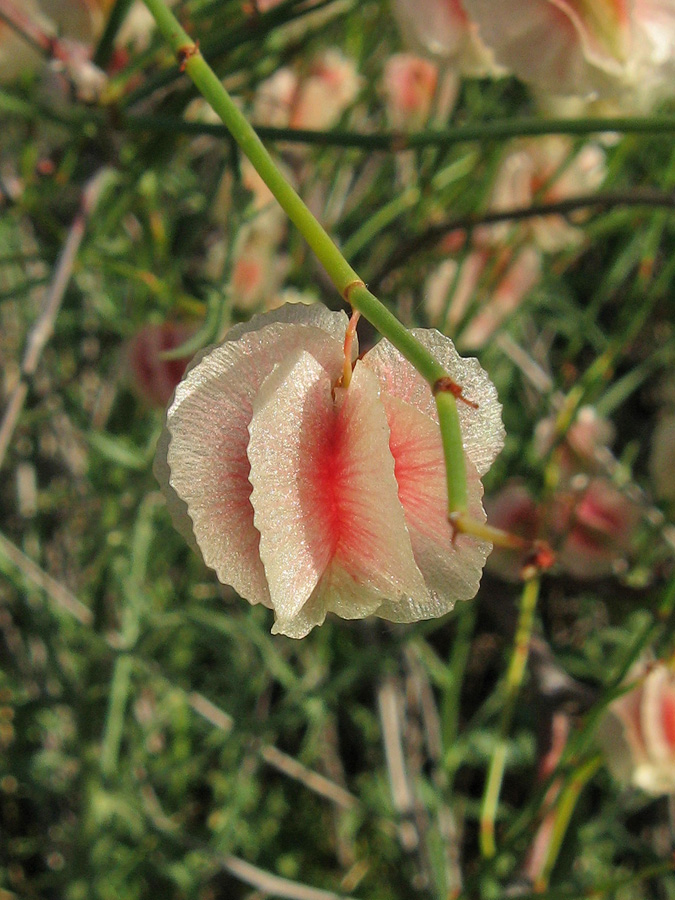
[342,279,366,304]
[177,40,199,71]
[521,540,556,580]
[433,375,479,409]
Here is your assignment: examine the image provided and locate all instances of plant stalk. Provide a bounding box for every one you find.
[479,576,541,858]
[140,0,473,515]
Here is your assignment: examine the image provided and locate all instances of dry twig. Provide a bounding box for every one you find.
[0,169,112,470]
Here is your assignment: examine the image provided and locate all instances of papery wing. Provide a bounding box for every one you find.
[248,355,428,636]
[374,393,490,622]
[161,313,346,607]
[362,329,504,476]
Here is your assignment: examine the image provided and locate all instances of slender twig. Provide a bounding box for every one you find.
[0,169,112,470]
[4,80,675,154]
[521,711,571,887]
[118,111,675,149]
[441,603,477,777]
[460,859,675,900]
[122,0,338,107]
[219,855,358,900]
[370,188,675,288]
[100,655,134,777]
[93,0,135,69]
[406,644,464,897]
[495,334,554,395]
[0,531,93,626]
[259,744,358,810]
[480,576,541,858]
[533,754,603,892]
[378,678,418,851]
[140,782,359,900]
[0,0,53,54]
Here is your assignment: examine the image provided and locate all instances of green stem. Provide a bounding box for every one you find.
[94,0,135,69]
[144,0,356,289]
[267,113,675,145]
[436,391,469,513]
[441,602,477,776]
[141,0,471,513]
[479,576,541,858]
[100,653,134,777]
[6,79,675,158]
[6,81,675,151]
[120,113,675,149]
[534,754,602,892]
[124,0,334,107]
[341,185,420,260]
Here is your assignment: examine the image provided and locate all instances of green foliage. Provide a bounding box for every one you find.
[1,0,675,897]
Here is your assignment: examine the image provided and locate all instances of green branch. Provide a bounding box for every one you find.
[114,110,675,149]
[5,85,675,155]
[94,0,135,68]
[480,576,541,858]
[140,0,472,513]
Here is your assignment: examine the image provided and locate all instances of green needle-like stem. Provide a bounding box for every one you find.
[480,576,541,858]
[534,754,603,892]
[141,0,472,516]
[94,0,135,68]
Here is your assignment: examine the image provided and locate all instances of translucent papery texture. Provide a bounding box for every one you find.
[248,355,428,637]
[362,329,505,477]
[374,393,490,622]
[156,304,505,637]
[160,306,350,608]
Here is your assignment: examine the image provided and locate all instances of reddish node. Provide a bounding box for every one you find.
[433,376,479,409]
[520,540,555,579]
[177,41,200,72]
[342,279,366,304]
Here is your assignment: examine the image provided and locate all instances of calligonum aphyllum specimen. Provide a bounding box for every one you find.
[155,303,504,637]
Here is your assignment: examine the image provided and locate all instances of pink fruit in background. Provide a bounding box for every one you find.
[553,477,640,578]
[127,322,196,409]
[599,662,675,795]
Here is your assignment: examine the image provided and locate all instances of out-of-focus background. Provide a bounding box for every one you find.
[1,1,675,897]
